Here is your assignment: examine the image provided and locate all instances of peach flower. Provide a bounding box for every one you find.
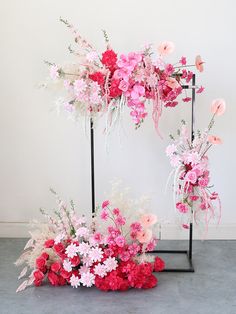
[140,214,157,227]
[195,55,204,72]
[136,229,153,244]
[158,41,175,56]
[208,135,222,144]
[211,99,226,116]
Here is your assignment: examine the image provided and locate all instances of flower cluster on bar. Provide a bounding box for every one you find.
[166,99,225,231]
[46,18,204,131]
[15,189,164,292]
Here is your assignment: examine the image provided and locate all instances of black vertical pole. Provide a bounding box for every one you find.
[90,118,95,214]
[189,74,196,260]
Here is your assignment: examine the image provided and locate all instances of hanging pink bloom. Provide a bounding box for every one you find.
[100,209,109,221]
[165,144,177,157]
[158,41,175,56]
[182,224,190,229]
[176,202,189,213]
[211,99,226,116]
[196,86,204,93]
[198,177,209,187]
[136,229,152,244]
[179,56,187,65]
[182,97,192,102]
[112,208,120,216]
[102,200,110,209]
[190,195,199,201]
[195,55,204,72]
[139,214,157,227]
[167,77,180,89]
[208,135,222,144]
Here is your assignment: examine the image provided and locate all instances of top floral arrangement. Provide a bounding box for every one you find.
[47,18,204,132]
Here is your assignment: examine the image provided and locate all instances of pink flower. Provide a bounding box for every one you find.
[74,79,87,93]
[80,272,95,287]
[94,263,107,278]
[120,251,131,262]
[101,209,109,221]
[118,80,129,92]
[176,202,188,213]
[167,77,180,89]
[208,135,222,145]
[211,99,226,116]
[103,257,118,272]
[77,242,90,256]
[182,224,190,229]
[102,200,110,209]
[166,144,177,157]
[70,274,80,288]
[210,192,218,200]
[198,177,209,187]
[179,56,187,65]
[158,41,175,56]
[89,247,103,262]
[115,215,126,226]
[140,214,157,227]
[130,222,142,232]
[115,235,126,247]
[136,229,152,244]
[112,208,120,216]
[196,86,205,93]
[185,170,197,184]
[128,243,140,255]
[130,84,145,100]
[190,195,199,201]
[65,243,79,258]
[182,97,192,102]
[93,232,102,243]
[195,55,204,72]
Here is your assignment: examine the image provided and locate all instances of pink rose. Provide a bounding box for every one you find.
[47,271,60,286]
[44,239,54,248]
[118,80,129,92]
[50,262,61,273]
[115,235,126,248]
[36,256,46,270]
[198,178,209,187]
[185,171,197,184]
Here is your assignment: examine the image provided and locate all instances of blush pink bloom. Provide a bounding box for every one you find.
[211,99,226,116]
[185,171,197,184]
[112,208,120,216]
[115,215,126,226]
[196,86,205,94]
[176,202,188,213]
[190,195,199,201]
[195,55,204,72]
[179,56,187,65]
[115,235,126,247]
[158,41,175,56]
[130,222,142,232]
[198,177,209,187]
[208,135,222,145]
[139,214,157,227]
[136,229,152,244]
[118,80,129,92]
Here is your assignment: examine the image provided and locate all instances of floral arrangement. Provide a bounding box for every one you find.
[166,99,225,231]
[15,187,164,292]
[46,18,204,133]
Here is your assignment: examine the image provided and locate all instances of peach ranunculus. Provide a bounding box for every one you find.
[136,229,153,244]
[158,41,175,56]
[211,99,226,116]
[208,135,222,144]
[140,214,157,227]
[195,55,204,72]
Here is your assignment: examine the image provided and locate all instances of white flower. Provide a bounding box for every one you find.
[170,155,181,167]
[94,263,107,278]
[80,272,95,287]
[82,255,93,267]
[70,274,80,288]
[103,257,118,272]
[79,265,89,275]
[65,243,79,258]
[86,51,98,62]
[63,259,72,272]
[74,79,87,93]
[89,247,103,262]
[76,227,90,239]
[54,233,65,244]
[77,242,90,256]
[185,152,200,165]
[166,144,177,157]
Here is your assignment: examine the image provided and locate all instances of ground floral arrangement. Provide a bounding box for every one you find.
[166,99,225,232]
[16,186,165,292]
[46,18,204,134]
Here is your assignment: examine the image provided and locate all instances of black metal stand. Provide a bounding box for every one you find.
[151,74,196,272]
[89,75,196,272]
[90,118,95,215]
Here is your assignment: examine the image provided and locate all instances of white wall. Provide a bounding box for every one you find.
[0,0,235,238]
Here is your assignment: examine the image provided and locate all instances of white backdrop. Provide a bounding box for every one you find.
[0,0,235,238]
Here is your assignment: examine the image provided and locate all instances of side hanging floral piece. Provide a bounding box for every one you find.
[46,18,204,133]
[15,188,164,292]
[166,99,225,232]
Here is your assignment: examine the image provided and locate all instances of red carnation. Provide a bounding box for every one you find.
[60,269,72,280]
[70,255,80,267]
[33,270,44,287]
[101,49,117,71]
[41,252,49,260]
[89,71,105,87]
[153,256,165,272]
[58,275,67,286]
[36,256,46,270]
[44,239,54,248]
[53,243,65,254]
[48,271,60,286]
[142,274,158,289]
[50,261,61,273]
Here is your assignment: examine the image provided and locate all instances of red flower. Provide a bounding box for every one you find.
[70,255,80,267]
[50,261,61,273]
[89,71,105,86]
[153,256,165,272]
[60,269,72,280]
[101,49,117,71]
[109,79,122,98]
[36,256,46,270]
[41,252,49,260]
[58,275,67,286]
[142,274,158,289]
[53,243,65,254]
[33,270,44,287]
[44,239,54,248]
[47,271,60,286]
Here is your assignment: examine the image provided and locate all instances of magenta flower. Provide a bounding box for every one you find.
[176,202,188,213]
[112,208,120,216]
[130,222,142,232]
[115,215,126,226]
[179,56,187,65]
[100,209,109,221]
[115,235,126,247]
[102,200,110,209]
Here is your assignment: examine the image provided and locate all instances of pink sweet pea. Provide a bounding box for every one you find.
[208,135,222,145]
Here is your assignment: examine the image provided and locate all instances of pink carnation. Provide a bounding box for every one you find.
[101,209,109,221]
[176,202,188,213]
[102,200,110,209]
